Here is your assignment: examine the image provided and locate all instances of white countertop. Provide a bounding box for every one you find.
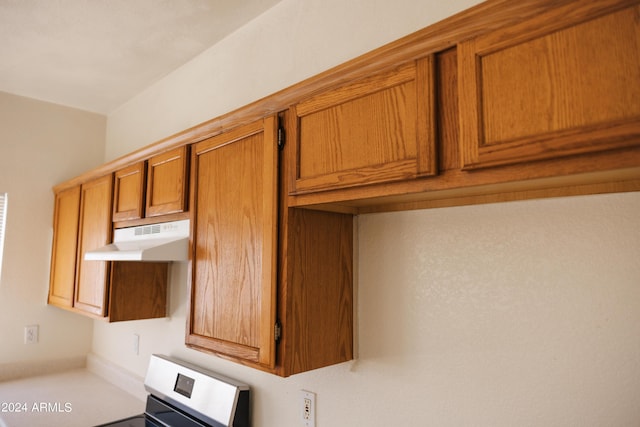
[0,368,144,427]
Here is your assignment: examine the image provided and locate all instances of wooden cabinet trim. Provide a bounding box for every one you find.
[466,0,637,54]
[295,62,417,116]
[416,55,437,175]
[288,161,640,214]
[260,116,279,367]
[193,120,266,155]
[187,335,262,363]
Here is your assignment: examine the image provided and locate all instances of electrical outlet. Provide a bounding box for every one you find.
[300,390,315,427]
[24,325,39,344]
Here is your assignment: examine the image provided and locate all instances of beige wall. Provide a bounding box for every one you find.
[105,0,479,161]
[92,193,640,426]
[99,0,640,426]
[0,91,105,371]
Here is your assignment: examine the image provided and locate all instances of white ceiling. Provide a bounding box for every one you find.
[0,0,282,114]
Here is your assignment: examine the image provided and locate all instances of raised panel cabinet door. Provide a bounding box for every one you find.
[48,185,81,308]
[291,56,436,194]
[187,116,278,369]
[459,1,640,169]
[146,146,188,217]
[74,174,113,317]
[113,162,146,221]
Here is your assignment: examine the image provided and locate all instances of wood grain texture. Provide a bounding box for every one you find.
[51,0,640,215]
[459,1,640,168]
[416,55,437,175]
[146,146,189,217]
[48,186,81,308]
[296,65,417,178]
[74,174,113,317]
[293,57,436,193]
[436,48,460,171]
[187,116,278,368]
[288,150,640,213]
[108,262,168,322]
[279,208,354,375]
[113,162,145,221]
[274,109,355,376]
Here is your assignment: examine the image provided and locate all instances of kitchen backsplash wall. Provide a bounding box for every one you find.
[93,191,640,426]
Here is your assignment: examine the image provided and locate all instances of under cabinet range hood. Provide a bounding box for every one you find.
[84,219,190,262]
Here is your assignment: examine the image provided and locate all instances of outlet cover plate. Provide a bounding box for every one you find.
[300,390,315,427]
[24,325,39,344]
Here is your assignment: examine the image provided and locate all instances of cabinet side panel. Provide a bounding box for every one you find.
[284,208,354,375]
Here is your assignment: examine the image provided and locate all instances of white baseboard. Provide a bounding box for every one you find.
[86,353,146,402]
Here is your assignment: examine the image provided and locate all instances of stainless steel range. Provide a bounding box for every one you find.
[96,354,250,427]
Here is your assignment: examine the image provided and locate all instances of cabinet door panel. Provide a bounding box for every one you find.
[75,174,113,317]
[48,186,81,308]
[113,162,145,221]
[188,117,278,368]
[459,3,640,169]
[146,146,188,217]
[292,57,436,193]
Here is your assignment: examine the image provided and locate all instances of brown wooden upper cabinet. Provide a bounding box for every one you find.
[146,146,189,217]
[74,174,114,317]
[48,185,81,308]
[188,117,279,369]
[187,115,354,376]
[112,146,189,223]
[458,1,640,170]
[49,177,110,316]
[49,174,169,321]
[113,162,146,221]
[290,56,437,194]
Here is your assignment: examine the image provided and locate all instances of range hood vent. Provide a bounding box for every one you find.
[135,223,163,236]
[84,219,190,262]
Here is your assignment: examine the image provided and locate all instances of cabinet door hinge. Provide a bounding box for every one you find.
[274,321,282,342]
[277,126,286,150]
